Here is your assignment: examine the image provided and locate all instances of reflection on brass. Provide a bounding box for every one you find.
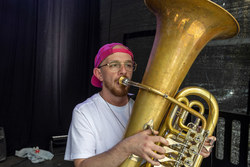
[163,146,179,154]
[143,119,157,135]
[158,156,176,163]
[129,154,141,162]
[119,0,239,166]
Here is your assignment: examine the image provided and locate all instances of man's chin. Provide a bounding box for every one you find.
[112,86,129,97]
[103,80,129,97]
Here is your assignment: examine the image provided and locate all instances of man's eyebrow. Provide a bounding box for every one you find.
[109,60,133,63]
[108,60,120,63]
[125,60,133,63]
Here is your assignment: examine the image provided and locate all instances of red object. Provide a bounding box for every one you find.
[91,43,134,88]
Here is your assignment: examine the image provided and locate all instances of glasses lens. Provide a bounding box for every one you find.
[124,62,134,71]
[108,62,121,72]
[107,61,137,72]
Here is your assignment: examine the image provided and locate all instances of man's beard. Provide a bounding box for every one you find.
[103,78,129,97]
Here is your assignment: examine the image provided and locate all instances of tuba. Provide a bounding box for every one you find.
[119,0,239,166]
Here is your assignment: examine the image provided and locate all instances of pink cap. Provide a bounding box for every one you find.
[91,43,134,88]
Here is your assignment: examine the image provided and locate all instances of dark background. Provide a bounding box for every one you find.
[0,0,249,166]
[0,0,100,155]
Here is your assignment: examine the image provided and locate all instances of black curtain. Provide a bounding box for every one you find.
[0,0,100,155]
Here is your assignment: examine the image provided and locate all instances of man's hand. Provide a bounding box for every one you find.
[122,129,169,166]
[200,136,216,158]
[123,131,215,165]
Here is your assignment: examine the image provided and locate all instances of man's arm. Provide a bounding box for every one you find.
[73,130,216,167]
[74,129,168,167]
[73,141,130,167]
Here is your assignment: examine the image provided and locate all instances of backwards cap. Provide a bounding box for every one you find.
[91,43,134,88]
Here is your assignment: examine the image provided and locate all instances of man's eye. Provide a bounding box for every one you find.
[110,63,119,68]
[125,63,133,68]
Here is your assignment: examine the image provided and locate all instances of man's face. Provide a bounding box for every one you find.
[99,52,133,97]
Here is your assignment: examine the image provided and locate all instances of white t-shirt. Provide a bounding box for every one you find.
[64,93,134,160]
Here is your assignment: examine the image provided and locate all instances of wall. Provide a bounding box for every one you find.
[99,0,250,115]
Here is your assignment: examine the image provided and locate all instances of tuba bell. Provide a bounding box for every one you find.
[119,0,239,166]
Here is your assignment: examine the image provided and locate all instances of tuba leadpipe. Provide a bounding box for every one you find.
[119,0,239,166]
[119,77,207,131]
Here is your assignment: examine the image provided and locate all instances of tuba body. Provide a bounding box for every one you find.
[119,0,239,166]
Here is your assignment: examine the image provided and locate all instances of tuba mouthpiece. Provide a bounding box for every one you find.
[119,77,129,86]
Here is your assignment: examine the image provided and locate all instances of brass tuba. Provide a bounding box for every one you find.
[119,0,239,166]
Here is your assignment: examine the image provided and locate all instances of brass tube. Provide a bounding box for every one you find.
[120,77,207,129]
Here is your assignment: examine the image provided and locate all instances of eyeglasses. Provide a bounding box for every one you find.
[98,61,137,72]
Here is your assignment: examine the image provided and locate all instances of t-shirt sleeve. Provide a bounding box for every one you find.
[64,107,96,160]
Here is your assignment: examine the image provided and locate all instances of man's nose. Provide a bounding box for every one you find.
[119,64,127,74]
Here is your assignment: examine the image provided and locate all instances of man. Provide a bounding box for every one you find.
[64,43,215,167]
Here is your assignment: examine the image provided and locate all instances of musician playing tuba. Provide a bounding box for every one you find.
[64,43,216,167]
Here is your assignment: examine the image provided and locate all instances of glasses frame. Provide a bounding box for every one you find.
[98,61,137,72]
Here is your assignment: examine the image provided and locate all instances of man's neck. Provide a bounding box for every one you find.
[99,90,128,107]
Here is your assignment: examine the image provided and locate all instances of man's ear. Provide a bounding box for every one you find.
[93,68,103,82]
